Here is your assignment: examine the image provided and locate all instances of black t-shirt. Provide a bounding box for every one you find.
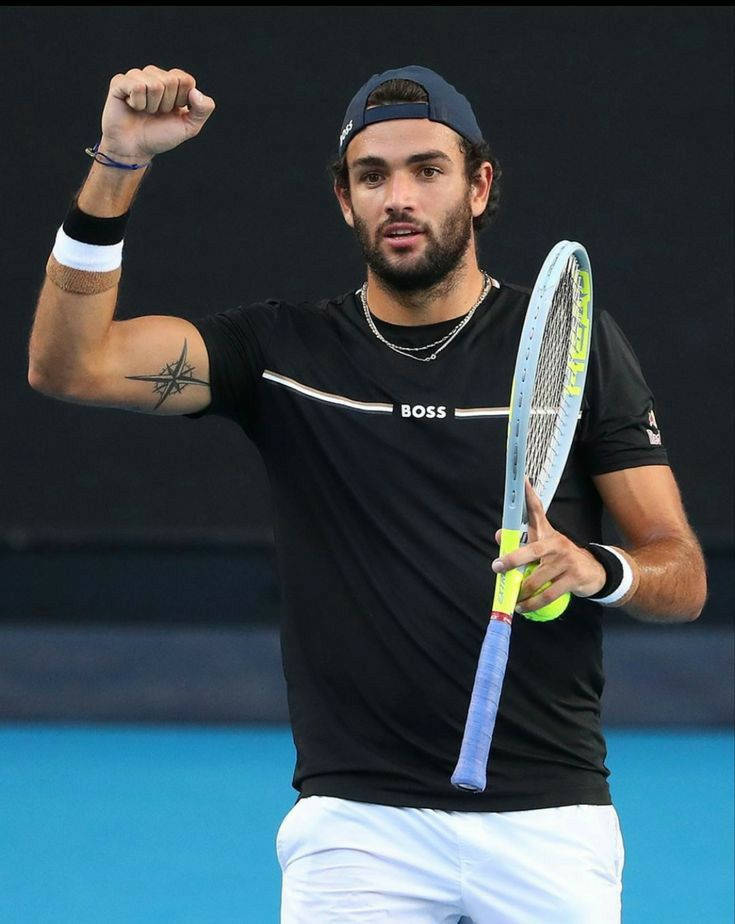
[186,279,668,811]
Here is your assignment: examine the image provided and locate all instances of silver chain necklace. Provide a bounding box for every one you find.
[359,272,494,362]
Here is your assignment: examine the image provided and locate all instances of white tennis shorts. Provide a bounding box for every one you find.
[277,795,624,923]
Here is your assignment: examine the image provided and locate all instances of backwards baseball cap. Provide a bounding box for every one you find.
[338,65,483,159]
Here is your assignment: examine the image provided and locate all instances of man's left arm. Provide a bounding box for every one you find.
[588,465,706,622]
[492,466,707,623]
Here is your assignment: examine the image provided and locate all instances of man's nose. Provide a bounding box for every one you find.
[383,171,416,213]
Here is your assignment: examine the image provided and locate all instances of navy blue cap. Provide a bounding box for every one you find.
[338,65,483,158]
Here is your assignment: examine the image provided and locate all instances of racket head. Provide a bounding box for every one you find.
[503,240,593,531]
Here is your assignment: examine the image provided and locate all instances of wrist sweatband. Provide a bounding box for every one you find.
[63,202,129,244]
[586,543,636,606]
[46,202,128,295]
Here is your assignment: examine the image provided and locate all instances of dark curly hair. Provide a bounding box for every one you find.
[328,78,501,233]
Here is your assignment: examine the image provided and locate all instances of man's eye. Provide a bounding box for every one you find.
[360,168,440,183]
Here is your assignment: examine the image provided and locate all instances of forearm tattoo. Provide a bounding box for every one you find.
[125,339,209,409]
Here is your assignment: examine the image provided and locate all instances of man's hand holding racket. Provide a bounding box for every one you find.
[492,480,607,615]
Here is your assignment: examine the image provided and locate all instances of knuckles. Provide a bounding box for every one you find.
[168,68,193,81]
[110,68,197,100]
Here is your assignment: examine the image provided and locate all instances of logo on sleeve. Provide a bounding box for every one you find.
[401,404,447,419]
[646,409,662,445]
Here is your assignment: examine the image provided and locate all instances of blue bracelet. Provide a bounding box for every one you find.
[84,141,151,170]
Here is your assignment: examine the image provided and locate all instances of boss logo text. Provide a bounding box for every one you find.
[401,404,447,419]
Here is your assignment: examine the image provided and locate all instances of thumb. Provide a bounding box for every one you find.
[185,87,216,125]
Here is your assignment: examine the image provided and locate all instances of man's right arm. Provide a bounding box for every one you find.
[28,66,216,416]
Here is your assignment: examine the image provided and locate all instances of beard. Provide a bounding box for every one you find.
[351,194,474,294]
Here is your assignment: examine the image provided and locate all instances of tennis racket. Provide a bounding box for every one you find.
[451,240,593,793]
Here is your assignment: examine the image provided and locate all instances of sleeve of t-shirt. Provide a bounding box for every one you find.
[183,299,281,433]
[577,309,669,474]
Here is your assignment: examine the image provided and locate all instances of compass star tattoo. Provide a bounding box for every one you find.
[125,339,209,409]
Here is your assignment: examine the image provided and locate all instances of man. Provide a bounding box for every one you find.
[29,64,706,923]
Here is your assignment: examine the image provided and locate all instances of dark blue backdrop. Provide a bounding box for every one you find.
[4,6,731,544]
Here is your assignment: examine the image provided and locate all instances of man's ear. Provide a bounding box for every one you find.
[334,180,355,228]
[470,162,493,219]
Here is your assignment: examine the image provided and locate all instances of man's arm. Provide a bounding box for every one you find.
[28,66,216,415]
[589,466,707,622]
[492,467,707,623]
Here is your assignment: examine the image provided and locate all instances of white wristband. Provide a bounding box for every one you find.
[590,544,634,605]
[52,225,123,272]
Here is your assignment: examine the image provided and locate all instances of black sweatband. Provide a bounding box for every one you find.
[586,543,625,602]
[63,201,129,246]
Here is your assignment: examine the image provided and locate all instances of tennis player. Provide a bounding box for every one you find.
[29,64,707,923]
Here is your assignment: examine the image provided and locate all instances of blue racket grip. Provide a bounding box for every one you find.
[451,618,512,792]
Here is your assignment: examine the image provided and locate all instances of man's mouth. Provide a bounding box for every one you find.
[383,225,424,247]
[384,224,423,237]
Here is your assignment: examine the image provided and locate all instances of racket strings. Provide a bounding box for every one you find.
[525,256,581,499]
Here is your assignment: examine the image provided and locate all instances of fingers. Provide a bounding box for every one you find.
[516,574,573,613]
[517,561,559,603]
[492,535,608,603]
[492,543,543,573]
[109,72,145,108]
[524,478,548,534]
[110,66,199,115]
[159,75,182,113]
[174,73,196,108]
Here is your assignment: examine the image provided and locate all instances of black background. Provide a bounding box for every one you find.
[3,5,732,551]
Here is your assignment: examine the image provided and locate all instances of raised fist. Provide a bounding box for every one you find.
[99,65,216,163]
